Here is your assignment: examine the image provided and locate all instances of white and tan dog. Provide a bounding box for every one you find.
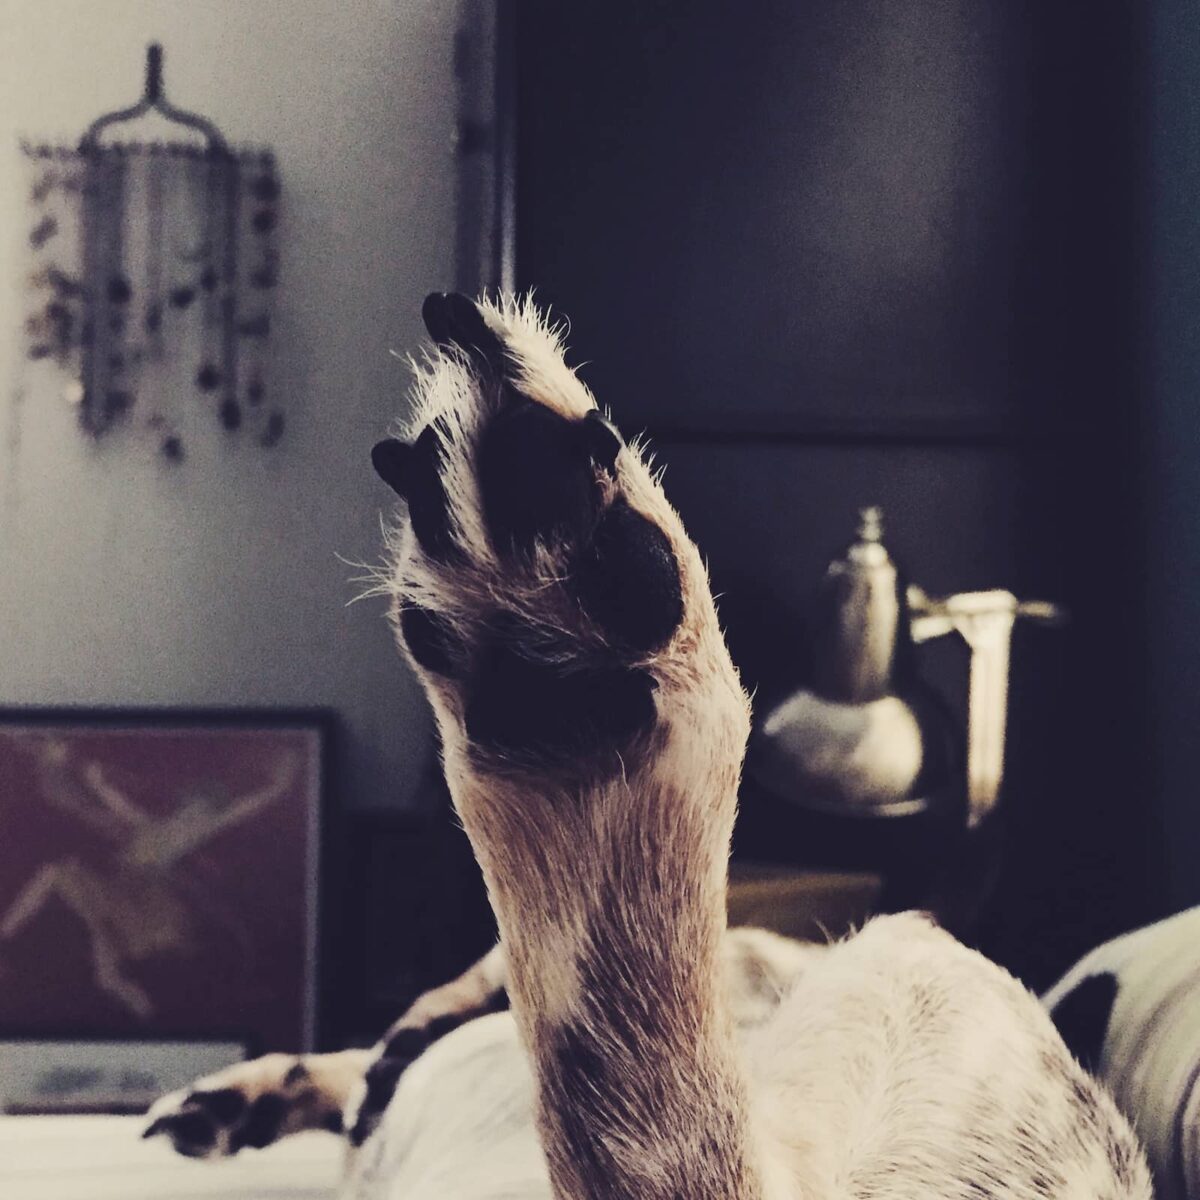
[148,294,1151,1200]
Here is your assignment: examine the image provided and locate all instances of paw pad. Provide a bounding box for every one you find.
[144,1059,340,1159]
[465,643,658,764]
[478,399,605,556]
[574,500,684,654]
[372,294,692,772]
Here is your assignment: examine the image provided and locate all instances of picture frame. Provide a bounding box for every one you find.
[0,1036,247,1115]
[0,709,331,1070]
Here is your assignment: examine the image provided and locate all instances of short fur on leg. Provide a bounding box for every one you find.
[378,294,764,1198]
[371,294,1152,1200]
[341,927,817,1150]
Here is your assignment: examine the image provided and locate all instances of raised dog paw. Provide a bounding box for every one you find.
[372,294,716,777]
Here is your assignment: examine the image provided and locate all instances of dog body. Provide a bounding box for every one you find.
[148,295,1151,1200]
[348,917,1147,1200]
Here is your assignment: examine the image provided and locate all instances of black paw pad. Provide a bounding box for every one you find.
[465,641,657,763]
[399,606,467,678]
[372,425,456,560]
[574,501,684,653]
[229,1093,287,1153]
[144,1109,217,1155]
[422,292,506,374]
[479,401,602,555]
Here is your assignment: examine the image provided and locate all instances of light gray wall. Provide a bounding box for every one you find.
[0,0,468,812]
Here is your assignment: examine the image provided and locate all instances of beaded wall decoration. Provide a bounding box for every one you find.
[19,45,282,462]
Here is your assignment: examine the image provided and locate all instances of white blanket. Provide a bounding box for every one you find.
[0,1115,341,1200]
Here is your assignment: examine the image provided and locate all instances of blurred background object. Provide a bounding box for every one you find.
[19,44,284,457]
[745,505,1063,933]
[1043,906,1200,1200]
[750,506,950,822]
[908,583,1067,829]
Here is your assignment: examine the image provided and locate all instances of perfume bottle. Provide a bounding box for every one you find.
[809,506,903,705]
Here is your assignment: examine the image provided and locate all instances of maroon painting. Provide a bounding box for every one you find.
[0,717,322,1051]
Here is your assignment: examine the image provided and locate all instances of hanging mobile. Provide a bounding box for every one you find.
[78,44,229,154]
[19,44,281,459]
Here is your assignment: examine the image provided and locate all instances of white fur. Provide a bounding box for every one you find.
[345,927,820,1200]
[151,296,1153,1200]
[364,295,1151,1200]
[1044,906,1200,1198]
[342,916,1148,1199]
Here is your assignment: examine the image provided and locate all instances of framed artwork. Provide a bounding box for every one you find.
[0,710,330,1060]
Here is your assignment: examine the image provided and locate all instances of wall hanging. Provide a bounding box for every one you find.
[19,44,283,462]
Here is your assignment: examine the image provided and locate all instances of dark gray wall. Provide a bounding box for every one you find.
[514,0,1153,982]
[1146,1,1200,914]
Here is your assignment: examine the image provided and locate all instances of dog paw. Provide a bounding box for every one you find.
[372,294,699,775]
[143,1055,343,1158]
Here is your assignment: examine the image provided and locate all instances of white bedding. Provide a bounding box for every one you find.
[0,1115,342,1200]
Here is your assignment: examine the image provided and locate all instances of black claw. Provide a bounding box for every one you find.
[580,409,623,474]
[409,426,457,559]
[421,292,506,373]
[373,426,457,561]
[371,438,413,498]
[421,292,453,345]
